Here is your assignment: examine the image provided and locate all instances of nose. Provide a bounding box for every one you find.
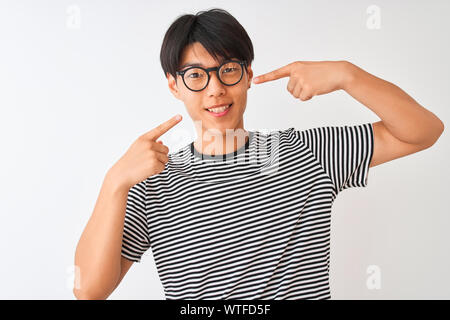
[205,71,226,96]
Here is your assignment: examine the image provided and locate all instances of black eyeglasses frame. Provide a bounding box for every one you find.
[176,60,248,92]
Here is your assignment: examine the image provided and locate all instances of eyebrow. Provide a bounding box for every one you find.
[179,58,232,70]
[179,62,204,69]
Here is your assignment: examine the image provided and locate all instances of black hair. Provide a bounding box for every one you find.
[160,8,254,83]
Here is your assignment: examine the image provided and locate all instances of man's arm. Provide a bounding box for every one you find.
[73,170,131,300]
[252,60,444,167]
[111,257,134,293]
[369,120,439,168]
[341,62,444,168]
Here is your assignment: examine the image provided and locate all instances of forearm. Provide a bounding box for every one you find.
[341,61,444,146]
[73,169,130,299]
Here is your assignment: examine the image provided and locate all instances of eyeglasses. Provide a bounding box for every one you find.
[176,60,247,92]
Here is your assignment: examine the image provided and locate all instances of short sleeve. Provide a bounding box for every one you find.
[121,180,151,263]
[295,123,374,196]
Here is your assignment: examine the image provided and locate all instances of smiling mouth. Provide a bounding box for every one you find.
[205,103,233,113]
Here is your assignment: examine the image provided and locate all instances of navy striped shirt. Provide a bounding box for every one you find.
[121,123,374,299]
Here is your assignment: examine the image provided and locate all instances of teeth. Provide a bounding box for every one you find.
[207,104,231,113]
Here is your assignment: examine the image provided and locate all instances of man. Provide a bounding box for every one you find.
[74,8,444,300]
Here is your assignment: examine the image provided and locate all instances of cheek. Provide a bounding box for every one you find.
[233,87,248,107]
[184,97,204,118]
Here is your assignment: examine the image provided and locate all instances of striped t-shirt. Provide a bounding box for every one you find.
[121,123,374,300]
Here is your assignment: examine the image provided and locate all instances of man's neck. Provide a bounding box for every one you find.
[194,129,249,156]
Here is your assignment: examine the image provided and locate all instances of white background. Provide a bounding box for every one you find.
[0,0,448,299]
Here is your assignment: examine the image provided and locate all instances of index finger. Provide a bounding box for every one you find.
[253,64,292,84]
[145,114,182,140]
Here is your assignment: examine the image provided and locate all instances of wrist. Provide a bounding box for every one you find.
[105,165,131,192]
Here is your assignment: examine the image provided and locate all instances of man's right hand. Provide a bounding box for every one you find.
[108,114,183,189]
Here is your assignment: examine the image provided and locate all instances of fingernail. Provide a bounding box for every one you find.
[175,114,181,120]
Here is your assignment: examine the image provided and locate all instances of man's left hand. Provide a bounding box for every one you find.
[253,61,352,101]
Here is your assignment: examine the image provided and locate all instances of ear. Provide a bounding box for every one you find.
[167,73,182,100]
[246,64,253,89]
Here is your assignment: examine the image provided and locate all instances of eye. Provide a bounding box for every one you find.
[223,67,237,73]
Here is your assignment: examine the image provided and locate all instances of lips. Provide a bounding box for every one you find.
[205,103,232,116]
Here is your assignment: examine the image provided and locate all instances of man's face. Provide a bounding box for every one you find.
[167,42,253,137]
